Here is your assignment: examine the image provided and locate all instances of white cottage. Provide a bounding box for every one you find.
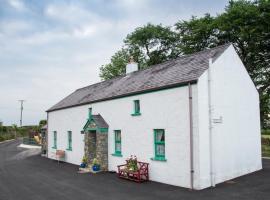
[46,44,262,190]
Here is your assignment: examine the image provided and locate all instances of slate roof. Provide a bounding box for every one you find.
[47,43,231,112]
[92,114,109,128]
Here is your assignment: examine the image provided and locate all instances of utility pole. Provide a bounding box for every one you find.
[18,100,25,127]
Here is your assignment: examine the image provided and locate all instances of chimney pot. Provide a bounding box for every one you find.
[126,56,138,74]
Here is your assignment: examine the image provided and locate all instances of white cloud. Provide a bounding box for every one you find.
[8,0,26,11]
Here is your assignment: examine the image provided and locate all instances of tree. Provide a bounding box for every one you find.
[99,0,270,128]
[39,120,47,127]
[175,14,220,54]
[175,0,270,128]
[125,23,180,66]
[12,124,18,139]
[100,49,130,80]
[99,24,179,80]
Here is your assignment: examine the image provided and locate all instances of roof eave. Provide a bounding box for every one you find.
[46,79,198,113]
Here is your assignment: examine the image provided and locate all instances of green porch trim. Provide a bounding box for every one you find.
[84,127,108,133]
[66,147,72,151]
[99,128,109,133]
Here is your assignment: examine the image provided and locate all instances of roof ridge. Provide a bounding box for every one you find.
[76,43,231,92]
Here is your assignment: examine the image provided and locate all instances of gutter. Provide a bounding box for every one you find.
[188,83,194,190]
[208,58,215,187]
[47,80,198,113]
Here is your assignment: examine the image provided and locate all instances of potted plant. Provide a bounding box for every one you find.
[127,155,138,172]
[80,156,88,168]
[92,158,100,171]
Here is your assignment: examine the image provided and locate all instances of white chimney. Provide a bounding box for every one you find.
[126,56,138,74]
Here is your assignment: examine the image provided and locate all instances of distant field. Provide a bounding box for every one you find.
[262,135,270,139]
[262,134,270,157]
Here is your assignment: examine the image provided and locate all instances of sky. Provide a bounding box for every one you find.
[0,0,228,126]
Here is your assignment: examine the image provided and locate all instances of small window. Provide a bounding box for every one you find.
[67,131,72,151]
[88,107,92,119]
[53,131,57,149]
[153,129,166,161]
[114,130,122,156]
[132,100,141,116]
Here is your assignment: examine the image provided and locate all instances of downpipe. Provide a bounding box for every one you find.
[208,58,216,187]
[188,83,194,190]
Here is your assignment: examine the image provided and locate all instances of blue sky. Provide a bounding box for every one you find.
[0,0,228,126]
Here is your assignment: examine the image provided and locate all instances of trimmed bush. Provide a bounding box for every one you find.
[262,137,270,146]
[262,129,270,135]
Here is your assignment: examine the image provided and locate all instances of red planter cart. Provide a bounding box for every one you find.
[117,161,149,183]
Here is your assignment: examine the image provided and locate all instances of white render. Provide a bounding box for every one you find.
[195,45,262,189]
[47,45,261,190]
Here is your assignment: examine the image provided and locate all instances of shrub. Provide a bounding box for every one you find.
[262,129,270,135]
[262,137,270,146]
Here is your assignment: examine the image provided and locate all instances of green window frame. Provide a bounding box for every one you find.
[113,130,122,156]
[132,100,141,116]
[66,131,72,151]
[52,131,57,149]
[152,129,166,161]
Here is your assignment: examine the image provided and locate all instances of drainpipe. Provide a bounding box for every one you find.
[208,58,215,187]
[46,112,49,158]
[188,83,194,190]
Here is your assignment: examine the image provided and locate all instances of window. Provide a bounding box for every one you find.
[113,130,122,156]
[153,129,166,161]
[53,131,57,149]
[67,131,72,151]
[88,107,92,119]
[132,100,141,116]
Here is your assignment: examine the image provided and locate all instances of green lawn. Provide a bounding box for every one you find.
[262,134,270,139]
[262,134,270,157]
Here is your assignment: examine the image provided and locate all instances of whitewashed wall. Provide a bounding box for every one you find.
[48,85,198,188]
[196,45,262,189]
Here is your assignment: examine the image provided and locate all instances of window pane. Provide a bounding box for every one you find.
[115,143,121,152]
[115,131,121,141]
[156,144,165,156]
[134,100,140,113]
[155,130,165,142]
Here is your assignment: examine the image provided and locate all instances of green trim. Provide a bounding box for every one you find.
[151,157,167,162]
[47,81,197,112]
[114,130,121,155]
[67,131,72,150]
[53,131,57,149]
[154,129,165,159]
[99,128,109,133]
[131,113,141,116]
[112,153,123,157]
[132,100,141,116]
[82,118,108,133]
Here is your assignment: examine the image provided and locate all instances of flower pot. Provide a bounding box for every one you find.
[80,163,87,168]
[92,165,100,171]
